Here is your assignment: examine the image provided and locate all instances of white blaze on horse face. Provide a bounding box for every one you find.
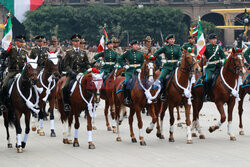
[48,51,59,65]
[148,62,154,83]
[92,73,103,90]
[26,55,38,69]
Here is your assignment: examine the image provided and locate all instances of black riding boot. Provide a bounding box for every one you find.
[0,87,7,114]
[63,86,71,112]
[203,81,210,102]
[123,84,132,105]
[160,79,167,101]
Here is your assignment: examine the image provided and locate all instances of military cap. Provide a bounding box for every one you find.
[42,36,46,43]
[208,33,217,39]
[15,35,25,43]
[166,34,175,41]
[35,35,45,42]
[51,36,58,42]
[71,34,81,41]
[106,40,113,45]
[80,39,88,44]
[143,36,153,42]
[130,40,139,45]
[188,35,195,39]
[111,37,120,43]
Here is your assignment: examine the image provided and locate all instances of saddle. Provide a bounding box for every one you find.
[116,75,137,94]
[194,69,220,88]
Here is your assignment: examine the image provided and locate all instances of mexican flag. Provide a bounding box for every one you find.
[0,0,44,23]
[98,35,105,53]
[196,20,206,60]
[2,13,12,52]
[189,26,198,36]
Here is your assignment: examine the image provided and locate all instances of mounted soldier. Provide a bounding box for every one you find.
[63,34,91,112]
[30,35,49,71]
[49,36,64,59]
[94,40,118,81]
[182,35,197,54]
[203,33,226,101]
[0,35,29,113]
[153,34,183,101]
[112,37,123,56]
[118,40,144,105]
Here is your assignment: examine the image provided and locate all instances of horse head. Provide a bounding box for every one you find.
[24,56,39,85]
[226,48,246,76]
[46,51,60,81]
[142,55,156,85]
[181,47,200,74]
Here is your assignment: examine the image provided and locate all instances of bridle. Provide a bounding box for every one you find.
[224,54,244,75]
[179,52,198,74]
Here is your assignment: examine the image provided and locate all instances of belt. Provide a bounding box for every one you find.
[166,60,178,63]
[104,62,115,65]
[207,60,223,65]
[129,64,141,68]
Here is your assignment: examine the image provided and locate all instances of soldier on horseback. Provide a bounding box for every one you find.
[182,35,196,53]
[63,34,90,112]
[0,35,28,113]
[112,37,123,56]
[94,40,118,81]
[118,40,144,105]
[203,33,226,101]
[153,34,183,101]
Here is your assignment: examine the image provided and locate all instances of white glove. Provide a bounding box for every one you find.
[124,65,129,69]
[101,61,105,66]
[136,69,141,73]
[161,59,167,63]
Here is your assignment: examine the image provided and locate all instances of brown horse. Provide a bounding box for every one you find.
[153,50,199,144]
[3,56,39,153]
[238,68,249,135]
[114,58,160,145]
[56,68,103,149]
[192,49,245,141]
[33,52,60,137]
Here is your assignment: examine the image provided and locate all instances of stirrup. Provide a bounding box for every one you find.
[124,98,132,105]
[64,104,71,112]
[160,93,167,101]
[0,104,7,113]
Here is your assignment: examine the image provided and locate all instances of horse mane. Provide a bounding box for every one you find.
[224,52,233,68]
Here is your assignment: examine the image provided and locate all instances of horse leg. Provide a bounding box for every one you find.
[62,119,68,144]
[238,90,246,135]
[115,104,122,142]
[129,108,137,143]
[157,102,167,139]
[184,104,192,144]
[227,99,236,141]
[192,97,205,139]
[87,111,95,149]
[14,112,23,153]
[31,114,37,131]
[48,98,56,137]
[104,100,111,131]
[209,102,226,133]
[4,115,12,148]
[92,103,97,130]
[169,105,175,142]
[135,106,146,146]
[67,113,73,144]
[73,112,80,147]
[110,104,117,133]
[146,104,157,134]
[176,106,182,128]
[38,107,45,136]
[118,105,126,125]
[22,111,31,149]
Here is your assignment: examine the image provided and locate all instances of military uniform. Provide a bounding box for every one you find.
[113,47,123,56]
[112,37,123,56]
[182,42,197,54]
[243,47,250,64]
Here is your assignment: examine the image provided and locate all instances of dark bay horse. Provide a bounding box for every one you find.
[238,68,249,135]
[153,50,199,144]
[56,68,103,149]
[3,56,39,153]
[192,49,245,141]
[114,58,160,146]
[34,51,60,137]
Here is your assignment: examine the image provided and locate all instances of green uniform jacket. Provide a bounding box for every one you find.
[30,46,49,70]
[64,48,90,74]
[244,47,250,64]
[118,49,144,76]
[182,42,197,54]
[94,49,118,73]
[154,44,182,71]
[2,47,28,73]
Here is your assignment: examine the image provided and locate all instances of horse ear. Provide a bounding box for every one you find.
[55,51,59,57]
[182,48,188,53]
[34,56,38,63]
[232,47,236,54]
[26,55,31,63]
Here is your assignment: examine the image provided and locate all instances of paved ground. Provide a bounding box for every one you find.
[0,95,249,167]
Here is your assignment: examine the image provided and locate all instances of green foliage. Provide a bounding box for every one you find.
[24,5,189,46]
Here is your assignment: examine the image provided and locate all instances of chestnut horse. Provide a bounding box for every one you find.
[114,58,160,146]
[3,56,39,153]
[56,69,103,149]
[238,68,249,135]
[192,49,245,141]
[152,50,199,144]
[33,52,60,137]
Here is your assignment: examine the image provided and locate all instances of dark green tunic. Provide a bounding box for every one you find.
[30,46,49,70]
[243,47,250,64]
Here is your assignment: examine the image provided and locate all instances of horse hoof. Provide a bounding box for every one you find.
[39,132,45,136]
[118,120,122,125]
[199,135,205,139]
[50,131,56,137]
[140,141,146,146]
[186,140,193,144]
[17,146,23,153]
[7,143,12,148]
[116,137,122,142]
[88,143,95,149]
[192,133,197,137]
[67,140,73,144]
[156,133,165,139]
[93,126,97,130]
[73,142,80,147]
[107,127,112,131]
[63,138,68,144]
[169,138,175,142]
[131,138,137,143]
[230,136,236,141]
[177,123,183,128]
[239,131,245,135]
[146,128,153,134]
[37,129,40,134]
[32,127,36,131]
[112,128,116,134]
[21,142,26,149]
[208,127,214,133]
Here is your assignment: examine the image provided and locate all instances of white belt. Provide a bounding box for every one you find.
[207,60,223,65]
[162,59,178,63]
[62,71,67,75]
[129,64,141,68]
[104,62,115,65]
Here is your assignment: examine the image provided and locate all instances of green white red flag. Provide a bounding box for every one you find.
[2,13,12,52]
[196,19,206,60]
